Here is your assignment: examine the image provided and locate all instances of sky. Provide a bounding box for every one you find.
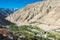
[0,0,43,8]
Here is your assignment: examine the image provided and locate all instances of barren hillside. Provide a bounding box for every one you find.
[6,0,60,32]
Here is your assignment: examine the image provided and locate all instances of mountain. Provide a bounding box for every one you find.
[0,8,18,26]
[6,0,60,31]
[0,17,12,26]
[0,8,18,18]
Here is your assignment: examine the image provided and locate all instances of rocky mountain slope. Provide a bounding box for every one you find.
[0,8,18,26]
[0,8,18,18]
[6,0,60,32]
[0,27,17,40]
[0,17,12,26]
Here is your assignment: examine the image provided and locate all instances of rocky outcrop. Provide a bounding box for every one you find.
[6,0,60,27]
[0,28,17,40]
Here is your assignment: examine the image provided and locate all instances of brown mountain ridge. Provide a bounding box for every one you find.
[6,0,60,32]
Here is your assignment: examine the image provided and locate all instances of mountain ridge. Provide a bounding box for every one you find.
[6,0,60,32]
[0,8,18,18]
[0,8,18,26]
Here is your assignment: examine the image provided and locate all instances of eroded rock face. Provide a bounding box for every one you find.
[6,0,60,27]
[0,28,17,40]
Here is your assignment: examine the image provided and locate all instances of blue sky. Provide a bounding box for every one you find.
[0,0,43,8]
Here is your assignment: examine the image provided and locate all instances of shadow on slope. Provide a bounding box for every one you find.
[0,17,13,26]
[0,8,18,18]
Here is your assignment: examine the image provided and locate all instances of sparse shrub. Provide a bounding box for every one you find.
[7,24,60,40]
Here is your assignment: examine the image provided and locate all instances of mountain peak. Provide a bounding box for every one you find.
[6,0,60,27]
[0,8,18,18]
